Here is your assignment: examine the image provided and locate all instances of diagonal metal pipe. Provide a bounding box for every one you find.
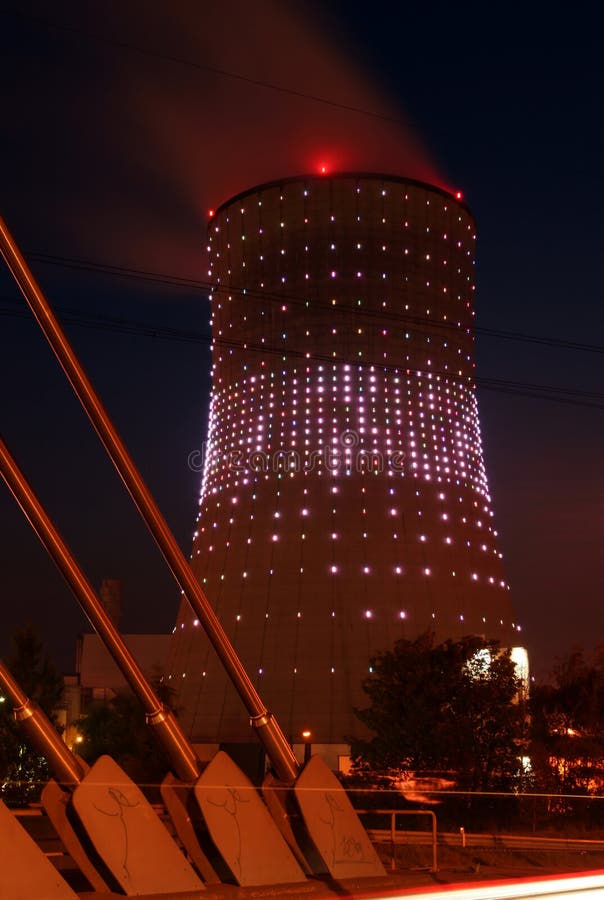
[0,658,85,788]
[0,436,200,784]
[0,215,299,784]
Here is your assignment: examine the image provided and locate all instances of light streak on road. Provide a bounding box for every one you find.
[361,869,604,900]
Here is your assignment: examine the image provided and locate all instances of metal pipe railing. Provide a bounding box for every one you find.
[0,659,85,788]
[356,808,438,872]
[0,436,200,784]
[0,214,299,785]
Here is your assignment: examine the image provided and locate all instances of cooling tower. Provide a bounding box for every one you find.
[166,173,518,748]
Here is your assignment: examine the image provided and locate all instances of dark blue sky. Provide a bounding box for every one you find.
[0,1,602,679]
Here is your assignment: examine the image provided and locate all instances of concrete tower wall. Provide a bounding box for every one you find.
[166,174,517,745]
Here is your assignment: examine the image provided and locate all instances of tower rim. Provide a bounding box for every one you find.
[211,172,472,220]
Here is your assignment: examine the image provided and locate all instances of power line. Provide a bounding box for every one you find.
[0,297,210,345]
[211,337,604,411]
[26,249,604,357]
[2,9,597,360]
[2,297,603,411]
[0,8,407,128]
[1,8,598,357]
[4,13,602,365]
[29,251,205,291]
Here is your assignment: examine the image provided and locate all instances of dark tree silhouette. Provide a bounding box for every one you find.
[351,632,525,792]
[75,677,178,792]
[530,647,604,798]
[0,624,64,805]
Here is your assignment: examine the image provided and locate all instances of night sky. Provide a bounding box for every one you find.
[0,1,602,681]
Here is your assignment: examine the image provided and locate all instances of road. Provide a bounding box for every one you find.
[361,870,604,900]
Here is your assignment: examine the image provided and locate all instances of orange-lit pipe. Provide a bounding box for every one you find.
[0,436,200,784]
[0,215,299,784]
[0,659,85,788]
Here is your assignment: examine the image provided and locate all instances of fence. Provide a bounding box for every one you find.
[356,808,438,872]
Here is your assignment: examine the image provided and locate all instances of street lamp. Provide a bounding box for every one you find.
[301,729,312,764]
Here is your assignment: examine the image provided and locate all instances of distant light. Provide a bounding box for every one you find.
[455,191,463,200]
[302,729,312,739]
[319,163,329,175]
[208,209,215,218]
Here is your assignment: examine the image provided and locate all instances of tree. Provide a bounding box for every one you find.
[0,624,64,805]
[75,678,177,793]
[529,647,604,798]
[351,632,524,793]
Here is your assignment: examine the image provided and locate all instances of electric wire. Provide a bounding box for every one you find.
[2,297,603,411]
[19,249,604,357]
[0,7,408,128]
[1,249,602,410]
[3,9,602,368]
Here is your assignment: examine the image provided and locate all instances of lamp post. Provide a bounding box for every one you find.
[301,730,312,764]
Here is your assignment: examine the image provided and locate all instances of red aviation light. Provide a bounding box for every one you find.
[208,209,215,218]
[318,163,329,175]
[455,191,463,201]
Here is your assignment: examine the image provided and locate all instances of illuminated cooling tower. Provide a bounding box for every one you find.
[166,174,518,746]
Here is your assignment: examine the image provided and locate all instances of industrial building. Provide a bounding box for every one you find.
[166,173,521,759]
